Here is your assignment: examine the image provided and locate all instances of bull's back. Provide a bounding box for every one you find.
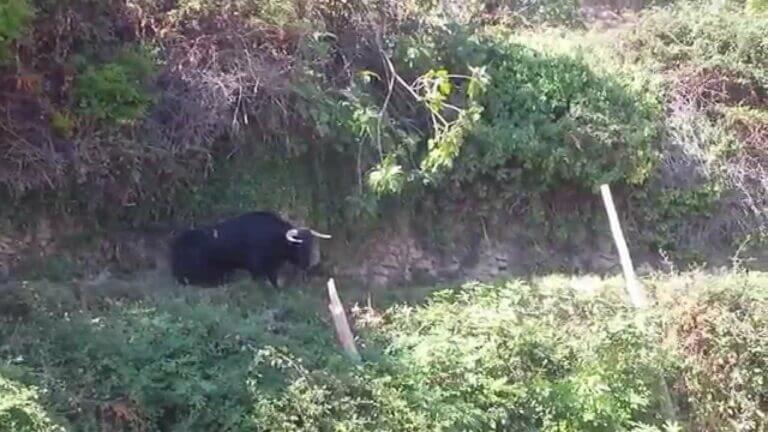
[214,212,290,248]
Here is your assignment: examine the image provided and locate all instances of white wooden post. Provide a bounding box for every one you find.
[327,278,362,363]
[599,183,677,422]
[599,184,648,309]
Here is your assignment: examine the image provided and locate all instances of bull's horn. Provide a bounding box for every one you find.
[309,229,332,239]
[285,228,304,243]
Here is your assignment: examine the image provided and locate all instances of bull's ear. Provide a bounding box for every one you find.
[285,228,304,244]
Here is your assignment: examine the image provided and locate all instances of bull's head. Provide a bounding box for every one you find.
[285,228,332,269]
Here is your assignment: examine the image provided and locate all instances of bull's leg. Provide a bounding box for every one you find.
[246,254,282,289]
[266,269,280,289]
[244,255,269,288]
[243,265,274,289]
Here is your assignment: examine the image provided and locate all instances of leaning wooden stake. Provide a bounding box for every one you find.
[599,184,648,309]
[327,278,362,363]
[599,183,676,422]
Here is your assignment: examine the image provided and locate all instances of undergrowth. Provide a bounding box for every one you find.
[1,271,767,431]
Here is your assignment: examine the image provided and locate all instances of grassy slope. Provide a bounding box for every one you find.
[1,270,767,431]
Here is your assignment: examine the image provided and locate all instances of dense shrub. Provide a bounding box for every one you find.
[470,41,659,189]
[380,29,661,193]
[74,48,156,125]
[367,277,678,431]
[8,272,767,431]
[1,0,759,242]
[0,285,345,430]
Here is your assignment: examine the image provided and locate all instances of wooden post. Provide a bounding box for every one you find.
[327,278,362,363]
[599,184,648,309]
[599,184,677,422]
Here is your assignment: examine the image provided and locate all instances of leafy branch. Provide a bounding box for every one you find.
[366,52,489,195]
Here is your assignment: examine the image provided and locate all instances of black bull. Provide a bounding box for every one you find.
[169,212,332,288]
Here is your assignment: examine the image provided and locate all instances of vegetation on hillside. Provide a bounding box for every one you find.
[1,1,766,431]
[624,1,768,242]
[1,271,767,431]
[0,0,764,279]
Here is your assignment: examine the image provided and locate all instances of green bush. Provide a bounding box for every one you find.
[0,370,64,432]
[0,285,342,430]
[390,30,661,192]
[0,0,33,60]
[468,41,659,189]
[74,48,156,125]
[0,278,662,430]
[368,278,674,431]
[252,272,768,431]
